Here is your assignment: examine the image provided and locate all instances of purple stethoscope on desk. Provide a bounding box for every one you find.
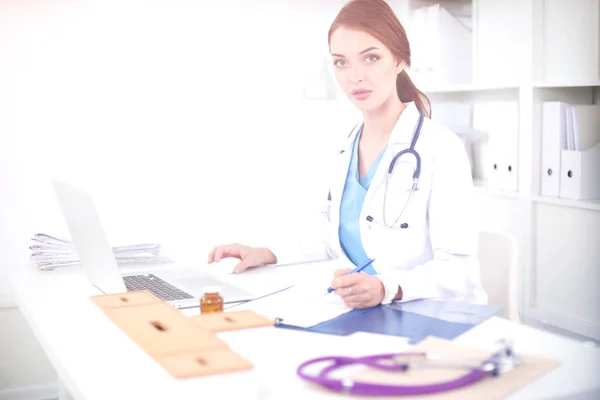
[296,340,520,396]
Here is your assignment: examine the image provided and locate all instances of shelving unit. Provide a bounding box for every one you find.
[391,0,600,341]
[473,180,520,200]
[532,196,600,212]
[418,82,521,94]
[533,81,600,89]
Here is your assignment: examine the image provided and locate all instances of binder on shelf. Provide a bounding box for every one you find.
[501,101,520,193]
[565,105,575,150]
[571,105,600,151]
[500,108,519,193]
[540,101,570,197]
[472,102,500,191]
[559,142,600,200]
[472,101,519,192]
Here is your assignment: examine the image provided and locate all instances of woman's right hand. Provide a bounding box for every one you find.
[207,243,277,274]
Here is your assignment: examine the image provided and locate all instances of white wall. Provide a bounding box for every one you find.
[0,0,353,396]
[0,38,58,395]
[0,49,58,398]
[6,0,360,248]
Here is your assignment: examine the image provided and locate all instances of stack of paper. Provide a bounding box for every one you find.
[29,233,172,271]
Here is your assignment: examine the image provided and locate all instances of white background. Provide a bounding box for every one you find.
[1,0,357,268]
[1,0,599,397]
[0,0,356,394]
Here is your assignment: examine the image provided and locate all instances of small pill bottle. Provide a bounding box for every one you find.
[200,286,224,314]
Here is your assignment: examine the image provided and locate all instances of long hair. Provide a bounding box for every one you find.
[327,0,431,118]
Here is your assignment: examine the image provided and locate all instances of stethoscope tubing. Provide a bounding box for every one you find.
[324,111,425,228]
[296,350,499,396]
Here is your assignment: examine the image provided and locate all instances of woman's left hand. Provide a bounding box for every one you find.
[330,268,385,308]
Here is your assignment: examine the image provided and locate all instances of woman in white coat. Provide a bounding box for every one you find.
[208,0,488,308]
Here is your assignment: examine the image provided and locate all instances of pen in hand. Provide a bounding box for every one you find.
[327,258,375,294]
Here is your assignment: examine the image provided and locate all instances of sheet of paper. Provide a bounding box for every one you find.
[229,279,353,328]
[216,259,351,305]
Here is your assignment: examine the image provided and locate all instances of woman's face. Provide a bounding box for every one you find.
[329,27,404,112]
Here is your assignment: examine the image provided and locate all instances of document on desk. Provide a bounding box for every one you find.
[29,233,172,270]
[232,281,352,328]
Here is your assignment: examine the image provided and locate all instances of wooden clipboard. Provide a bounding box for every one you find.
[190,310,274,332]
[90,290,260,379]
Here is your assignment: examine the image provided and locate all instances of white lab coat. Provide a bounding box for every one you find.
[268,102,488,305]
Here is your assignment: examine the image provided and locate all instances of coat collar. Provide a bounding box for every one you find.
[329,102,424,224]
[337,102,421,154]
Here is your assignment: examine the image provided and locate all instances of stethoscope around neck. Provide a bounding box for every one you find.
[323,110,424,230]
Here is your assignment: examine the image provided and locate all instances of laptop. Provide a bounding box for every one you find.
[51,178,254,308]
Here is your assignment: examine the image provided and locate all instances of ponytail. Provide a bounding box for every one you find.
[396,70,431,118]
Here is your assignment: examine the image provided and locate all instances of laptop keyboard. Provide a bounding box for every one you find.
[123,274,194,301]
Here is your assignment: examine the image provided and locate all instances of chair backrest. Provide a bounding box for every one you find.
[477,230,520,322]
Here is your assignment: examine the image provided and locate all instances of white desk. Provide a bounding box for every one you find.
[7,260,600,400]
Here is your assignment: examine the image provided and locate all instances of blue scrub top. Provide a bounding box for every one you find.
[338,126,387,275]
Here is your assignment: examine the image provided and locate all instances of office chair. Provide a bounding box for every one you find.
[477,230,520,322]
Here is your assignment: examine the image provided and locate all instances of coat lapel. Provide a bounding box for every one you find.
[327,123,361,253]
[362,102,421,211]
